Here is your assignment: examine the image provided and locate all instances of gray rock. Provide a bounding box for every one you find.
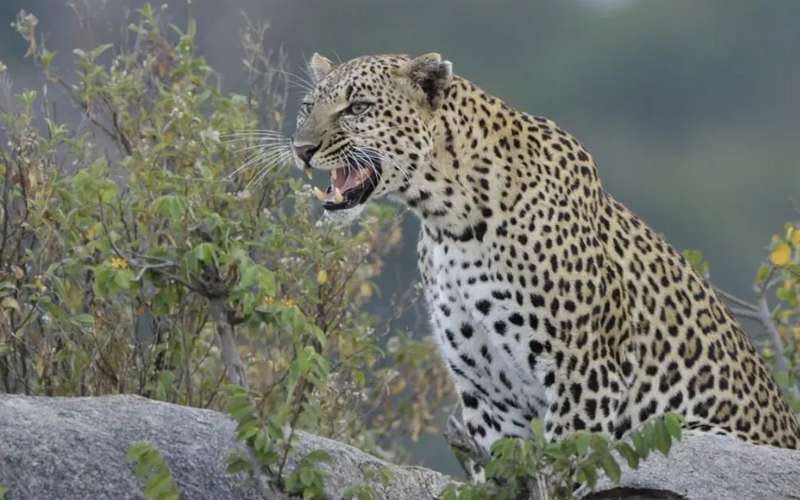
[0,394,451,500]
[0,394,798,499]
[589,431,800,500]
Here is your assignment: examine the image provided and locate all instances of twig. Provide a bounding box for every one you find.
[209,298,247,389]
[713,286,759,312]
[133,261,174,282]
[716,283,793,379]
[202,370,227,409]
[0,149,11,270]
[757,293,800,397]
[754,266,800,398]
[728,307,761,321]
[105,96,133,155]
[97,195,126,260]
[276,379,308,486]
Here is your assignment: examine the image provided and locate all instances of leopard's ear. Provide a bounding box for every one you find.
[308,53,334,84]
[401,53,453,109]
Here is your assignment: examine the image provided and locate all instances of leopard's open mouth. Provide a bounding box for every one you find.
[312,159,382,211]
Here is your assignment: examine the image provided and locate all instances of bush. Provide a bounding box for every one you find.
[0,4,450,468]
[442,414,683,500]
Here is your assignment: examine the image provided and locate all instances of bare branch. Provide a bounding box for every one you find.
[713,286,758,312]
[208,298,247,389]
[729,307,762,321]
[753,266,800,398]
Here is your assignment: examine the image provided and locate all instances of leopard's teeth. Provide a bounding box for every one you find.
[313,187,327,201]
[331,169,338,182]
[305,168,313,180]
[334,187,344,204]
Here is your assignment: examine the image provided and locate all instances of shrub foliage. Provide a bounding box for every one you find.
[0,2,449,469]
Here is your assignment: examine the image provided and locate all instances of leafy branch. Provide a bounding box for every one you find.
[442,414,684,500]
[127,441,181,500]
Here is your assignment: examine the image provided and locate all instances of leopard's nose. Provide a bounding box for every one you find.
[293,142,320,165]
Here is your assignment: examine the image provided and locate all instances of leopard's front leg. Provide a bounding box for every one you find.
[447,373,533,483]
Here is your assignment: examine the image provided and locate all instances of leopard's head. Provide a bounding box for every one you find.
[292,53,452,213]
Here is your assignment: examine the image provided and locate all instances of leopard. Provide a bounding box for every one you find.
[289,52,800,466]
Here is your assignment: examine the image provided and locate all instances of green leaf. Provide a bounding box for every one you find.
[113,268,135,290]
[299,467,315,484]
[578,463,598,488]
[145,470,175,498]
[73,159,116,203]
[127,441,150,461]
[0,297,20,312]
[127,441,180,500]
[40,48,56,68]
[236,261,276,296]
[304,450,332,464]
[664,414,683,441]
[589,433,609,453]
[574,432,591,455]
[192,242,218,266]
[632,431,649,460]
[225,452,253,474]
[530,418,544,440]
[775,286,795,303]
[615,442,639,469]
[89,43,114,60]
[186,18,197,38]
[682,249,709,276]
[653,419,672,455]
[343,484,378,500]
[755,263,770,284]
[72,313,95,326]
[598,450,622,483]
[155,195,189,222]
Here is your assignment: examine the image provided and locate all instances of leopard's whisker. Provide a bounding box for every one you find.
[229,146,292,179]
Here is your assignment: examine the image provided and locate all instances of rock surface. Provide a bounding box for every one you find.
[0,394,799,499]
[0,394,450,500]
[590,430,800,499]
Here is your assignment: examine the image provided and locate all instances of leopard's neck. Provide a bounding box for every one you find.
[398,77,604,244]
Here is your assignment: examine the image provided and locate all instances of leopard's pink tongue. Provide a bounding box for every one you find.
[318,167,371,203]
[336,167,371,192]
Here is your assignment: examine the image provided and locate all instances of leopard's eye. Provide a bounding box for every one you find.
[300,102,313,114]
[346,102,372,116]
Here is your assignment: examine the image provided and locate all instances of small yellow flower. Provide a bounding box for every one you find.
[110,257,129,269]
[316,269,328,285]
[791,228,800,247]
[770,243,792,267]
[263,296,296,308]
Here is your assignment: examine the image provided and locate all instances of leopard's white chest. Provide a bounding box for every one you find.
[421,234,547,420]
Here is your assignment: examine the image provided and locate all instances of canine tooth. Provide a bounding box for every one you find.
[334,187,344,203]
[305,169,313,179]
[331,169,338,181]
[313,187,327,201]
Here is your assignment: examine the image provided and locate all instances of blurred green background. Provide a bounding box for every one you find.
[2,0,798,473]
